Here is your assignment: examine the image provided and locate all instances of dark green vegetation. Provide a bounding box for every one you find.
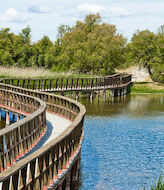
[127,27,164,83]
[0,14,163,82]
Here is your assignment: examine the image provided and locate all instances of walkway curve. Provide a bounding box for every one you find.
[0,73,132,190]
[21,113,72,160]
[0,82,86,190]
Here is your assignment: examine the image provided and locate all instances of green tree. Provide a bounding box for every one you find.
[14,26,35,67]
[35,35,55,68]
[54,14,126,74]
[129,28,164,82]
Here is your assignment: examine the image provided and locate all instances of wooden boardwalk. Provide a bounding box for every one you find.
[21,112,72,160]
[0,74,132,98]
[0,85,85,190]
[0,73,132,190]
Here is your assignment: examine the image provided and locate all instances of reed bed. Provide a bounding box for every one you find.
[0,66,86,79]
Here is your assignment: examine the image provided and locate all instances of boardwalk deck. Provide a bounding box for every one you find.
[0,74,131,190]
[34,82,131,92]
[45,112,72,144]
[21,112,72,159]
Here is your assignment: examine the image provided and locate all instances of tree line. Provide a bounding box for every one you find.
[0,14,163,82]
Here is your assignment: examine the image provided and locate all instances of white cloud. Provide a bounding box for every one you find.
[28,6,50,14]
[6,8,18,20]
[109,7,130,17]
[77,3,106,13]
[76,4,130,18]
[0,8,28,23]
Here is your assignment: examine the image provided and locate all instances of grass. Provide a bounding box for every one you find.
[0,66,100,90]
[0,66,98,79]
[131,82,164,93]
[144,175,164,190]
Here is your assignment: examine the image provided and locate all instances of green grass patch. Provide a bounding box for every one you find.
[131,84,164,93]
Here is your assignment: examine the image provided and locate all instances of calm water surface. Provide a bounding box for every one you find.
[78,94,164,190]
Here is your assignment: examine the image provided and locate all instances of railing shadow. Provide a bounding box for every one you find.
[20,120,53,160]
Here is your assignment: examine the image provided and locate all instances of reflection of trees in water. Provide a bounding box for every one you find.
[79,94,164,118]
[79,95,132,117]
[0,120,5,130]
[126,95,164,118]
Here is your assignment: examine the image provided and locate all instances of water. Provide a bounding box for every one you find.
[0,111,20,129]
[0,120,5,129]
[78,94,164,190]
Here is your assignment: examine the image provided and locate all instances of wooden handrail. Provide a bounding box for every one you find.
[0,82,86,190]
[0,74,132,92]
[0,88,47,173]
[0,73,132,190]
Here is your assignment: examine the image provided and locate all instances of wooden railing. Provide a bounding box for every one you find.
[0,89,47,173]
[0,83,86,190]
[0,73,132,190]
[0,74,132,92]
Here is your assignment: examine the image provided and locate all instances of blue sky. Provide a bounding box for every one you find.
[0,0,164,41]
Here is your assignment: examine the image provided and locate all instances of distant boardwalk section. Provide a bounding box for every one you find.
[1,73,132,98]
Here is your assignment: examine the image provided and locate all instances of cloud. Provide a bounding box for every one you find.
[0,8,28,23]
[109,7,130,17]
[77,3,106,13]
[28,6,50,14]
[75,4,130,18]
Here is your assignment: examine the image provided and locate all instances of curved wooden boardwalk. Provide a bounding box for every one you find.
[20,113,71,161]
[0,73,132,93]
[0,74,132,190]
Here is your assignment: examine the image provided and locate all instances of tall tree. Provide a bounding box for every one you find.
[129,29,164,82]
[54,14,126,75]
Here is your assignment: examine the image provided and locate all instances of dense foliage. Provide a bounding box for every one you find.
[54,14,126,75]
[0,14,126,75]
[128,27,164,82]
[0,14,163,82]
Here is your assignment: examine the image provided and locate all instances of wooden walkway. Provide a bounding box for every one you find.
[0,74,132,93]
[0,85,86,190]
[21,112,72,159]
[35,82,131,92]
[0,73,132,190]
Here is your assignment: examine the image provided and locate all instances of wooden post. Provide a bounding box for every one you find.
[66,79,68,90]
[65,172,71,190]
[57,184,63,190]
[17,114,20,121]
[6,111,10,126]
[111,89,114,97]
[76,92,79,101]
[82,78,83,89]
[103,90,106,100]
[38,80,41,91]
[90,91,93,100]
[124,87,127,95]
[97,90,100,99]
[120,88,123,96]
[107,90,110,98]
[117,89,120,97]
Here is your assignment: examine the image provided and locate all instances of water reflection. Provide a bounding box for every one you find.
[78,94,164,190]
[79,94,164,118]
[0,120,5,130]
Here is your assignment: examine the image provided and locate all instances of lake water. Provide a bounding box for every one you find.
[0,94,163,190]
[78,94,164,190]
